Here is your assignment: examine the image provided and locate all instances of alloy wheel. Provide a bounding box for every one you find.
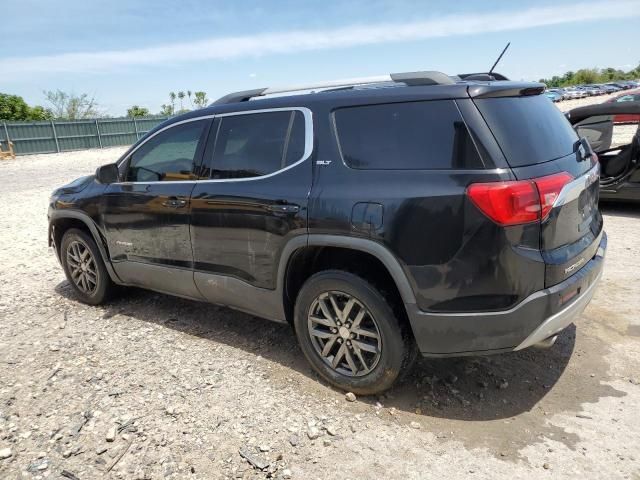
[66,240,98,295]
[307,291,382,377]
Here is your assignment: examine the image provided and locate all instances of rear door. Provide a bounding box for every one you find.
[101,118,210,297]
[189,107,312,296]
[474,94,603,286]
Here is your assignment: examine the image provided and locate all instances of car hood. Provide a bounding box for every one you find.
[53,175,95,195]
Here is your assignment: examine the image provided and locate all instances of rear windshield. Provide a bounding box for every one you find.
[474,95,579,167]
[333,100,484,170]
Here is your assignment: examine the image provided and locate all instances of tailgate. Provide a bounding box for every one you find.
[539,161,603,285]
[474,94,604,287]
[508,155,603,287]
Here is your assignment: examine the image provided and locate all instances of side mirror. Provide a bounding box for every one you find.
[95,163,120,184]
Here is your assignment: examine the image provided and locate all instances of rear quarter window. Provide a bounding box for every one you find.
[474,95,579,167]
[333,100,484,170]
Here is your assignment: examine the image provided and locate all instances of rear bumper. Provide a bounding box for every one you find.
[406,232,607,357]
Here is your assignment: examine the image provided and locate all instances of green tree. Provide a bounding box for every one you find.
[169,92,176,113]
[0,93,52,121]
[193,91,208,109]
[573,68,600,85]
[159,104,174,116]
[0,93,31,120]
[562,71,575,84]
[177,91,185,110]
[539,65,639,88]
[126,105,150,118]
[28,105,53,120]
[44,90,100,120]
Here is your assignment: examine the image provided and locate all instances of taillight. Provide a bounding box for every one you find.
[534,172,573,219]
[467,172,573,226]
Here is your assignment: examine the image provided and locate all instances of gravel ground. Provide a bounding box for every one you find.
[556,96,605,112]
[1,97,639,479]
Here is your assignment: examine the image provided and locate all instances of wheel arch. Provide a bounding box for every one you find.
[49,210,121,283]
[279,234,417,327]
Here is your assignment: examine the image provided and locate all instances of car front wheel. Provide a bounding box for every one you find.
[294,270,412,395]
[60,228,115,305]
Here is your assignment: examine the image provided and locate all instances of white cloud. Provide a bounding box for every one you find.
[1,0,638,80]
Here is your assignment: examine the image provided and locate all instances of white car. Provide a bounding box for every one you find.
[563,87,588,99]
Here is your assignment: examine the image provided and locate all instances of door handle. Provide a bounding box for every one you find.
[162,197,188,208]
[266,203,300,214]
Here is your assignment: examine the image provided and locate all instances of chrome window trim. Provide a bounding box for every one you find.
[115,107,313,185]
[115,115,214,170]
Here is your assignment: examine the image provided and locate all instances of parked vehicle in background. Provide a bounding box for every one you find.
[605,89,640,103]
[568,102,640,202]
[564,87,588,99]
[583,85,604,96]
[546,88,566,100]
[577,86,598,96]
[47,70,607,394]
[604,89,640,123]
[545,91,562,102]
[599,84,618,94]
[606,83,626,91]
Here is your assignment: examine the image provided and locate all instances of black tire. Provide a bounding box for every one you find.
[60,228,115,305]
[294,270,412,395]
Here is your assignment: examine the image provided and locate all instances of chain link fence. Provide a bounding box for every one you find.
[0,116,169,156]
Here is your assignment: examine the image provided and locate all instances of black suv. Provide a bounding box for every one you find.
[49,71,607,394]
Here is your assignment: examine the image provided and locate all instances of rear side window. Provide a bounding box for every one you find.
[208,110,306,179]
[334,100,483,170]
[474,95,579,167]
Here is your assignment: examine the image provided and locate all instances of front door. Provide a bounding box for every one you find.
[101,118,211,298]
[190,108,312,301]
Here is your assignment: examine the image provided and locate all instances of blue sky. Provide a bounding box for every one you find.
[1,0,639,116]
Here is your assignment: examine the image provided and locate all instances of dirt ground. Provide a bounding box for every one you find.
[1,98,640,479]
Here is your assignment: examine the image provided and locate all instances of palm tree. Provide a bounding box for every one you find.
[193,91,208,109]
[187,90,193,108]
[177,91,185,110]
[169,92,176,114]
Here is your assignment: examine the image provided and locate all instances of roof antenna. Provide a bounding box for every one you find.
[488,42,511,77]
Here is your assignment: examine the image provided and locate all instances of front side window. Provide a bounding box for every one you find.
[207,110,306,179]
[126,120,206,182]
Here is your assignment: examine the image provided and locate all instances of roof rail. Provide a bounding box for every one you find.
[211,70,455,105]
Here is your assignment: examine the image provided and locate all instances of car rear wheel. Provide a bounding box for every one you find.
[60,228,115,305]
[294,270,411,395]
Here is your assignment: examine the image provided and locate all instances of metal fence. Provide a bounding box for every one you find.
[0,116,169,156]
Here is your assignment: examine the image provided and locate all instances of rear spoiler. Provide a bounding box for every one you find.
[566,102,640,125]
[467,82,545,99]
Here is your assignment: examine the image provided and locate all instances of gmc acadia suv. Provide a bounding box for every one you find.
[48,71,607,394]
